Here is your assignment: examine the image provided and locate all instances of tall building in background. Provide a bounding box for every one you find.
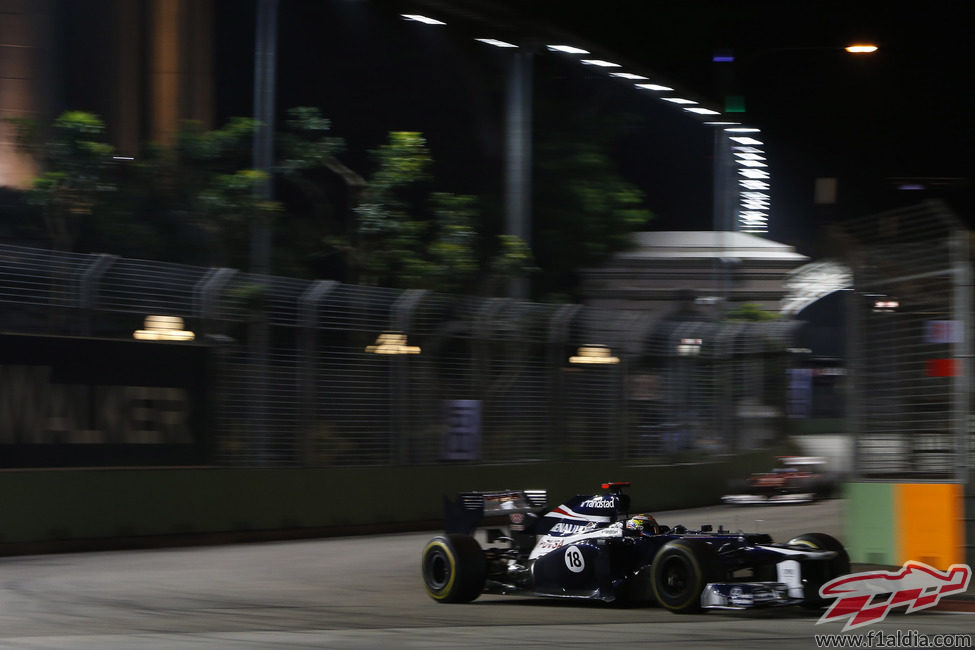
[0,0,213,188]
[0,0,56,187]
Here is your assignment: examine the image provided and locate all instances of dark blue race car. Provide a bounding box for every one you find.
[421,482,849,613]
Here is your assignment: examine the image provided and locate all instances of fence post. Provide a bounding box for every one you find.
[547,304,580,460]
[846,251,863,479]
[193,267,237,339]
[298,280,338,466]
[391,289,427,465]
[78,254,117,336]
[951,230,972,483]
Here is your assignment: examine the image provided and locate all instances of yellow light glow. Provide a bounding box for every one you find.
[366,332,421,355]
[845,44,878,53]
[569,345,620,365]
[134,315,195,341]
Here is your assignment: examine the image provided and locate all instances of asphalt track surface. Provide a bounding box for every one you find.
[0,499,972,649]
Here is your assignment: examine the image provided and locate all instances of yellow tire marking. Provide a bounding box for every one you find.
[422,539,456,600]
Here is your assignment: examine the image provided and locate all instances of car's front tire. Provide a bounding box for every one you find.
[650,539,721,614]
[787,532,850,608]
[421,534,487,603]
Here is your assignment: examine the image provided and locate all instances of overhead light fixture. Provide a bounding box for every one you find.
[739,179,770,190]
[725,127,761,133]
[365,332,421,355]
[660,97,697,105]
[134,315,195,342]
[704,121,742,126]
[581,59,621,68]
[738,169,770,179]
[546,44,589,54]
[401,14,445,25]
[609,72,648,80]
[728,136,764,145]
[569,345,620,365]
[846,44,878,53]
[635,83,674,92]
[734,152,766,160]
[684,107,721,115]
[475,38,517,48]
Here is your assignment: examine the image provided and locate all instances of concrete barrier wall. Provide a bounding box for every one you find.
[0,450,779,552]
[844,481,967,569]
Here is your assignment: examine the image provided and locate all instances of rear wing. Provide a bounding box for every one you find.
[444,489,547,534]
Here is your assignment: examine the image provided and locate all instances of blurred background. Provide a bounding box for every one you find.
[0,0,971,568]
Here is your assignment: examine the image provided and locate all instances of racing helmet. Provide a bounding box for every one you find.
[625,514,660,535]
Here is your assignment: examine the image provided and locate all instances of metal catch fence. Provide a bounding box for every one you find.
[0,242,796,468]
[840,200,972,481]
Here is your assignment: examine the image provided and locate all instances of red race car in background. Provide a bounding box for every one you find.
[722,456,837,505]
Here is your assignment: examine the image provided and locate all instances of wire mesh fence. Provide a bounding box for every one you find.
[839,200,972,481]
[0,242,796,468]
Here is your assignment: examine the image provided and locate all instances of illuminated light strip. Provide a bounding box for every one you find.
[401,14,445,25]
[547,44,589,54]
[738,169,770,179]
[729,136,764,145]
[610,72,648,80]
[684,107,721,115]
[739,179,770,190]
[660,97,697,105]
[635,83,674,92]
[475,38,517,48]
[581,59,621,68]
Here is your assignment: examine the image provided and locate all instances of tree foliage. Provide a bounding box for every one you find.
[336,131,531,292]
[13,111,117,250]
[533,127,653,301]
[7,106,645,299]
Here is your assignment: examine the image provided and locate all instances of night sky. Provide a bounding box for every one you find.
[213,0,973,256]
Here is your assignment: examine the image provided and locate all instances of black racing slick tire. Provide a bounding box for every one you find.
[421,534,487,603]
[787,532,851,608]
[650,539,722,614]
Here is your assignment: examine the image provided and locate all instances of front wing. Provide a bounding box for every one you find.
[701,548,836,609]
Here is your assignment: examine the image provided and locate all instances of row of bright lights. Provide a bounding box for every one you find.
[402,11,769,233]
[401,13,722,117]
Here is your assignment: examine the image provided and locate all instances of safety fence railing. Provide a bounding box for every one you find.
[838,200,972,481]
[0,242,796,467]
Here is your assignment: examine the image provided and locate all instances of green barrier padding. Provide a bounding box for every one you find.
[844,482,896,565]
[0,449,780,550]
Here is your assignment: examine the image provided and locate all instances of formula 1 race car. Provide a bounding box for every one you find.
[421,482,849,613]
[721,456,837,505]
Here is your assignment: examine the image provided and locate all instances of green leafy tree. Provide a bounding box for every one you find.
[274,107,360,277]
[533,138,652,301]
[12,111,116,251]
[127,116,278,267]
[337,131,532,292]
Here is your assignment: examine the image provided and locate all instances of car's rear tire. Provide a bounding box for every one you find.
[421,534,487,603]
[787,532,850,608]
[650,539,721,614]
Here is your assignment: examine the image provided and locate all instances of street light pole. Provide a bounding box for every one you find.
[505,48,533,299]
[250,0,278,465]
[252,0,278,274]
